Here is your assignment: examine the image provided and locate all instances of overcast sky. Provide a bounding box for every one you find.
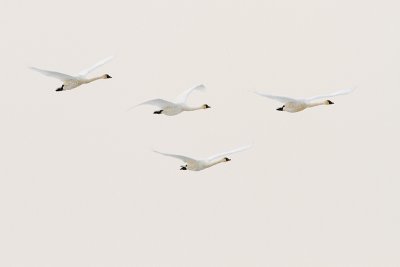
[0,0,399,266]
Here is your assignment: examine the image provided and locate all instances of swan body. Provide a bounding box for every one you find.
[30,56,113,91]
[255,88,354,113]
[133,84,210,116]
[154,144,251,171]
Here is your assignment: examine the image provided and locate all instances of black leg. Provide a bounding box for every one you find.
[153,110,163,114]
[56,85,64,91]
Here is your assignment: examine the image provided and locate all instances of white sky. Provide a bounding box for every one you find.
[0,0,399,266]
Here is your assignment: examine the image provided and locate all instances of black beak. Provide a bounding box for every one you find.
[180,166,187,170]
[205,104,211,109]
[327,100,334,105]
[276,106,284,111]
[226,158,231,161]
[105,74,112,79]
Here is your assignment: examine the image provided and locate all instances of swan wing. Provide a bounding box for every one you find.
[305,87,355,102]
[30,67,74,81]
[78,56,113,77]
[207,144,251,161]
[175,84,206,104]
[254,91,297,103]
[130,99,175,110]
[153,150,197,164]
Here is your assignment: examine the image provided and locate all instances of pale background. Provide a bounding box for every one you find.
[0,0,399,266]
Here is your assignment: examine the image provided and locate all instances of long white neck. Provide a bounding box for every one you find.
[82,75,104,84]
[306,101,327,108]
[183,105,204,111]
[206,158,226,168]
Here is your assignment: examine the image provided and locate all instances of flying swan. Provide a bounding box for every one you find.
[30,56,113,91]
[132,84,210,116]
[254,88,354,113]
[153,144,251,171]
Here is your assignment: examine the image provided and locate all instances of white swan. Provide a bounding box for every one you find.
[255,88,355,113]
[132,84,210,116]
[153,144,251,171]
[30,56,113,91]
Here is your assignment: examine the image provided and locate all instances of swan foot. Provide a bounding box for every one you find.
[56,85,64,92]
[153,110,163,114]
[276,106,284,111]
[180,166,187,170]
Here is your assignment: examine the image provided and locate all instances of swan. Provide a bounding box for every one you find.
[132,84,210,116]
[153,144,251,171]
[254,88,355,113]
[30,56,113,91]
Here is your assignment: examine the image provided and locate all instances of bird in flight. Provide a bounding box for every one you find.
[153,144,251,171]
[132,84,210,116]
[254,87,355,113]
[30,56,113,91]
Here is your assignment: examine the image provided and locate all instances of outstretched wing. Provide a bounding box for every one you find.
[175,84,206,104]
[153,150,197,165]
[254,91,297,103]
[305,87,355,102]
[207,144,251,161]
[78,56,113,77]
[129,99,175,110]
[30,67,74,81]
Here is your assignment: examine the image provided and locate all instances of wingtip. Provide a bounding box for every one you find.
[126,104,139,112]
[196,84,206,90]
[29,66,42,73]
[342,86,356,95]
[243,143,253,150]
[152,150,164,156]
[97,55,114,64]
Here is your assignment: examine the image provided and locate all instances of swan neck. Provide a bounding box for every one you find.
[307,101,326,107]
[83,75,104,83]
[207,158,225,167]
[183,105,204,111]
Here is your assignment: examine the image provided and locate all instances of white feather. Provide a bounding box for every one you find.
[175,84,206,104]
[207,144,252,161]
[305,87,355,102]
[254,91,297,103]
[29,67,74,81]
[78,56,113,77]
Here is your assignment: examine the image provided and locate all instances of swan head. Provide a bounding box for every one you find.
[276,105,285,111]
[103,74,112,79]
[180,165,187,170]
[224,157,231,162]
[202,104,211,109]
[326,100,334,105]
